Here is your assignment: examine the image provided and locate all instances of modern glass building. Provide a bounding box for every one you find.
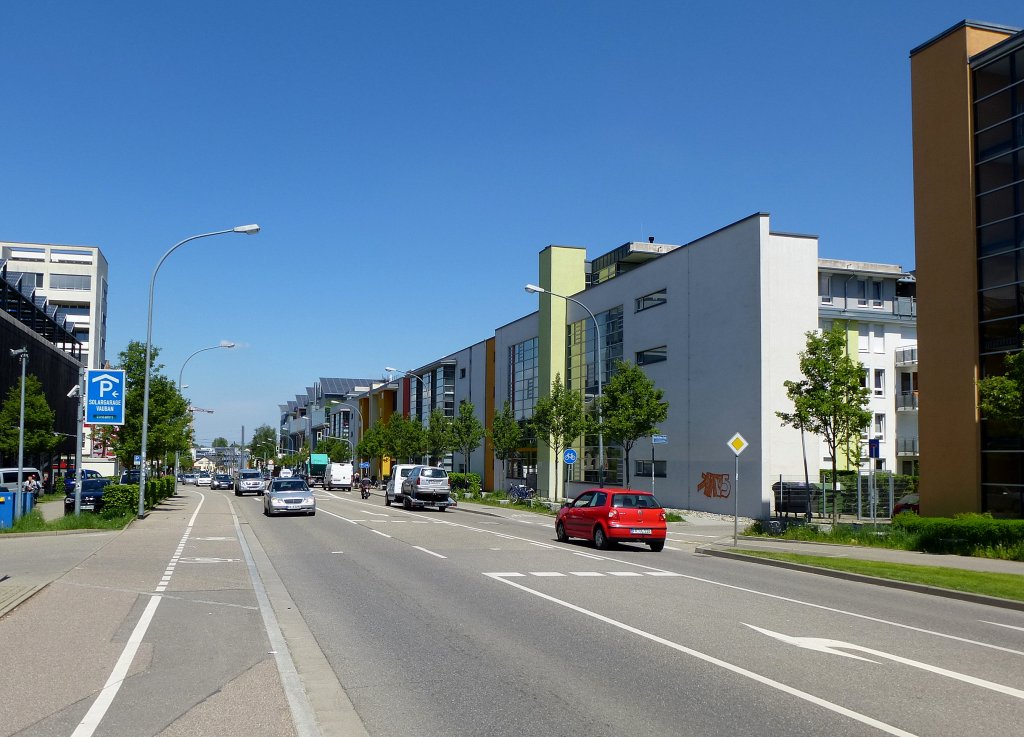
[911,20,1024,518]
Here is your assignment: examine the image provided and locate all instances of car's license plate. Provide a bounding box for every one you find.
[82,504,94,511]
[631,528,652,535]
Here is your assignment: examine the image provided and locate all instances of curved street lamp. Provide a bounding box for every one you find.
[524,283,605,486]
[174,341,236,483]
[139,225,259,518]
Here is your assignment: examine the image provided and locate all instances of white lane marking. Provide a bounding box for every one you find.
[331,551,344,555]
[485,574,918,737]
[413,545,446,559]
[665,547,682,551]
[570,572,605,577]
[645,571,683,577]
[608,572,643,577]
[980,620,1024,633]
[573,552,605,560]
[72,491,207,737]
[529,572,565,577]
[747,624,1024,700]
[315,497,1024,657]
[668,532,721,538]
[372,530,392,538]
[318,508,359,525]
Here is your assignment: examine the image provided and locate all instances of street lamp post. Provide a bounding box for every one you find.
[524,284,605,486]
[10,348,28,521]
[175,341,235,483]
[139,225,259,518]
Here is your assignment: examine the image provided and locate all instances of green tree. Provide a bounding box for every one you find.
[316,436,352,463]
[451,400,485,474]
[382,414,426,463]
[489,400,522,490]
[249,424,278,464]
[0,374,59,465]
[111,341,190,471]
[425,408,455,466]
[599,360,668,489]
[777,325,871,522]
[530,374,593,502]
[212,437,229,448]
[355,423,386,467]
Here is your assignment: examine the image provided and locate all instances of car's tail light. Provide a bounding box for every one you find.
[607,509,618,519]
[659,511,666,521]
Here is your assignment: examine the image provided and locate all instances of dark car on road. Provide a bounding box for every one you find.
[210,473,233,490]
[65,469,103,496]
[64,478,113,515]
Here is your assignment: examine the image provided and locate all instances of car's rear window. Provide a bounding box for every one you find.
[421,468,447,479]
[241,470,261,479]
[611,493,661,509]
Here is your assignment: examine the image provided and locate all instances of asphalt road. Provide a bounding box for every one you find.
[240,488,1024,737]
[3,487,1022,737]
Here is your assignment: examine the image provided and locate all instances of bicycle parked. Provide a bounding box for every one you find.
[506,482,536,503]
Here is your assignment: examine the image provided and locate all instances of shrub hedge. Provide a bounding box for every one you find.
[102,475,177,518]
[892,513,1024,556]
[449,473,481,495]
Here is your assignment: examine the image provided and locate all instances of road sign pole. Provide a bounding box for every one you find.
[651,445,655,494]
[74,368,85,515]
[734,453,739,546]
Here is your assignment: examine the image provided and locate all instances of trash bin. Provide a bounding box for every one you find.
[0,487,34,528]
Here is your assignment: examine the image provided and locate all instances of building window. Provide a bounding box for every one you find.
[635,289,667,312]
[460,368,466,379]
[635,460,667,478]
[874,368,885,397]
[509,337,539,420]
[853,279,868,306]
[858,324,869,352]
[636,346,667,366]
[819,274,833,304]
[874,413,885,440]
[566,305,623,400]
[870,280,883,308]
[49,273,92,291]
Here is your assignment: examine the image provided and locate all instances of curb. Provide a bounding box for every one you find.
[696,546,1024,612]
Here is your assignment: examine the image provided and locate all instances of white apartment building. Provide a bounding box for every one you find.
[817,260,918,477]
[0,242,109,369]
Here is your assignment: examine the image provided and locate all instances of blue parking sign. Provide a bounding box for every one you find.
[86,369,126,425]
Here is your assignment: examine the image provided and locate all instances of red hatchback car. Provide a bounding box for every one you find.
[556,489,668,552]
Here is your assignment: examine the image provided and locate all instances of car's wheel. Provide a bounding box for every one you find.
[385,494,391,506]
[436,506,446,512]
[594,526,610,550]
[263,506,269,516]
[234,490,240,496]
[556,521,568,542]
[309,510,316,516]
[649,540,665,552]
[404,497,412,511]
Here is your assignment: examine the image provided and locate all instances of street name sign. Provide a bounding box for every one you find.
[652,434,668,444]
[86,369,126,425]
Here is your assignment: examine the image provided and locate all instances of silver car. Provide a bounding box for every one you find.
[263,478,316,517]
[235,469,265,496]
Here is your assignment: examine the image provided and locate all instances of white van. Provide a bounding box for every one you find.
[0,467,42,495]
[385,464,419,506]
[324,462,353,491]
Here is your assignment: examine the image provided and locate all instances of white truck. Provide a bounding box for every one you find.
[324,462,354,491]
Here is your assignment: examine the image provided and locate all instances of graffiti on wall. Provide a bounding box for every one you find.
[697,471,731,499]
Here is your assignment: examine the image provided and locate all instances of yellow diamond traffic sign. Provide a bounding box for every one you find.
[727,432,748,456]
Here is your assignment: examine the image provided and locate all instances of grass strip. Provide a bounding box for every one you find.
[1,508,133,534]
[736,549,1024,602]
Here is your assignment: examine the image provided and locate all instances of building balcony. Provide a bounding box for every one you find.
[895,346,918,366]
[897,436,919,456]
[896,391,919,411]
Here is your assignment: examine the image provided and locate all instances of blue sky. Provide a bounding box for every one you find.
[2,1,1021,443]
